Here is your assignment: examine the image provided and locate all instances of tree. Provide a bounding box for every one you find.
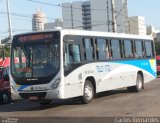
[0,45,10,58]
[155,42,160,55]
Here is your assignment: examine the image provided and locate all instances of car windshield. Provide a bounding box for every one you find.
[11,33,60,79]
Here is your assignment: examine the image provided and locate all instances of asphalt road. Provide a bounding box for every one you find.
[0,78,160,123]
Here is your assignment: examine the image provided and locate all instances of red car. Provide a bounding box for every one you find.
[156,55,160,77]
[0,57,11,104]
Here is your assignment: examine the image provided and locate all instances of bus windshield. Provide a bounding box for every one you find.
[11,32,60,84]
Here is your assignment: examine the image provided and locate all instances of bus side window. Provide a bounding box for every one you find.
[135,41,143,58]
[145,41,154,58]
[83,38,93,61]
[64,44,70,67]
[110,39,121,59]
[64,43,81,70]
[69,44,81,63]
[106,40,110,59]
[124,40,134,58]
[96,38,107,60]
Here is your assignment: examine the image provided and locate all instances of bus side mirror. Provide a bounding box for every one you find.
[3,74,9,81]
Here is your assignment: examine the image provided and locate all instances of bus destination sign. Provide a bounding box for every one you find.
[18,33,53,42]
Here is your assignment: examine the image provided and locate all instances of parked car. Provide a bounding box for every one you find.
[0,57,11,104]
[156,55,160,77]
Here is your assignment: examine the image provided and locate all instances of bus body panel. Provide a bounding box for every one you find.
[63,60,156,99]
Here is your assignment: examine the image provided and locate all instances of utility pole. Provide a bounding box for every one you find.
[6,0,13,38]
[106,0,110,32]
[71,4,73,29]
[111,0,116,32]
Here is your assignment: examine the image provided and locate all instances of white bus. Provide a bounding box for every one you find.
[10,29,156,105]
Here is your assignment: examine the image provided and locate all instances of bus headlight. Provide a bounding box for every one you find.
[51,79,60,89]
[11,84,17,91]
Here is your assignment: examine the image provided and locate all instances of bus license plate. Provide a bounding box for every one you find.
[32,86,48,91]
[29,96,38,100]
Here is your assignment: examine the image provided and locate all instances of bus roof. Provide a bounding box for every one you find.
[14,29,153,41]
[60,29,153,40]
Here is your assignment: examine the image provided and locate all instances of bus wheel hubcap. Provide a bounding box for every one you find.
[84,84,93,100]
[138,78,142,90]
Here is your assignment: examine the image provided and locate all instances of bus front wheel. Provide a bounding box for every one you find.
[81,80,94,104]
[127,74,143,92]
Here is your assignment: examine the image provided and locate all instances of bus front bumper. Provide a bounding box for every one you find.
[11,88,63,101]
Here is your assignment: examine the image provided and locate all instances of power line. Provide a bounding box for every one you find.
[0,31,9,34]
[26,0,109,11]
[0,10,54,20]
[133,0,160,11]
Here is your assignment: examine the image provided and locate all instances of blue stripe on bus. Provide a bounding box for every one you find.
[17,85,30,91]
[114,60,157,77]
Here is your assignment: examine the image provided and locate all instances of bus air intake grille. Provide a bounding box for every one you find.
[19,92,47,99]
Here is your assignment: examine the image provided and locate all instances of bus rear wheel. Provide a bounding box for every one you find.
[81,80,94,104]
[127,74,143,92]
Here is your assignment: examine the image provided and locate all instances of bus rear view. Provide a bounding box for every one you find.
[10,31,61,105]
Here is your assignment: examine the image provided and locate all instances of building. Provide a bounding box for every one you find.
[146,25,160,38]
[62,1,86,30]
[62,0,128,33]
[90,0,128,33]
[32,8,47,31]
[128,16,146,35]
[44,19,63,30]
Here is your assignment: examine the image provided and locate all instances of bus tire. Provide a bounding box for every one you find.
[39,99,52,106]
[81,80,94,104]
[127,74,143,92]
[0,91,10,104]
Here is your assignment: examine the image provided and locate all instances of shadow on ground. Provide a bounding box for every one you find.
[0,89,135,112]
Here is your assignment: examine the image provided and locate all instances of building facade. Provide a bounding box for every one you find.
[128,16,146,35]
[32,9,47,31]
[146,25,160,38]
[62,0,128,33]
[44,19,63,30]
[62,1,90,30]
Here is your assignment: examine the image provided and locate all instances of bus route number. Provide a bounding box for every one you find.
[96,65,111,73]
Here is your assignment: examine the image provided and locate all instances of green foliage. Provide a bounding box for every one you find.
[0,46,10,58]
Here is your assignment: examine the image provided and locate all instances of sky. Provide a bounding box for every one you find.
[0,0,160,39]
